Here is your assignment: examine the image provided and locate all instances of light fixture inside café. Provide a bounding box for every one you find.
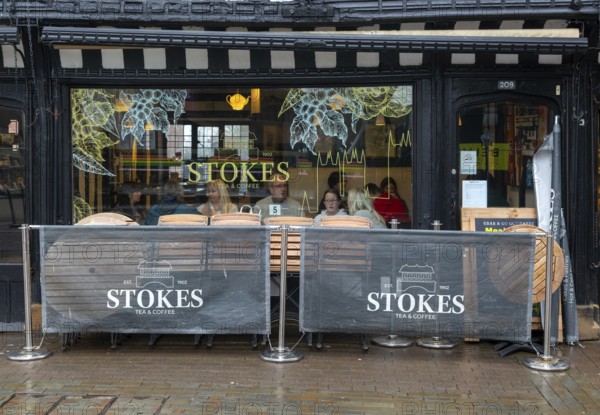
[250,88,261,114]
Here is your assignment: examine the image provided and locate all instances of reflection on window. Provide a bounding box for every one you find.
[197,126,219,159]
[70,86,414,227]
[167,124,192,180]
[224,125,250,161]
[458,101,553,208]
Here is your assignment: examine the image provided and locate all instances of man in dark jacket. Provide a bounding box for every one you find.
[145,181,197,225]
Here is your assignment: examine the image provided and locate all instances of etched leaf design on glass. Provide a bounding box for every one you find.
[282,88,348,154]
[72,148,115,176]
[278,88,305,117]
[344,86,412,119]
[279,86,411,154]
[290,117,318,152]
[120,89,187,145]
[73,195,93,223]
[71,89,119,176]
[71,89,118,171]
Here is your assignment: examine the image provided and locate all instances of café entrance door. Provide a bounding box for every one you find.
[441,78,561,230]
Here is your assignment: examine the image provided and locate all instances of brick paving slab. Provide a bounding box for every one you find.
[47,395,115,414]
[1,333,600,414]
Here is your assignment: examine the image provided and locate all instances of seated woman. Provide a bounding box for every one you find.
[373,177,410,227]
[197,179,238,217]
[314,188,348,225]
[145,181,197,225]
[347,187,387,229]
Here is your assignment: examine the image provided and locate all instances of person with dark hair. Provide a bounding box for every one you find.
[112,182,145,224]
[145,181,197,225]
[365,182,380,198]
[314,188,348,225]
[319,171,348,211]
[327,171,345,190]
[373,177,410,226]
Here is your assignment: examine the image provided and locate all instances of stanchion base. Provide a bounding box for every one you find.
[416,337,458,349]
[372,335,413,348]
[260,349,304,363]
[7,349,52,362]
[521,356,570,371]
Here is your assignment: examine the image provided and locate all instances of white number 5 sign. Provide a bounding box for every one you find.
[269,204,281,216]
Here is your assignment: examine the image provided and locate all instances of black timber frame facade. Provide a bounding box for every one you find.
[0,0,599,322]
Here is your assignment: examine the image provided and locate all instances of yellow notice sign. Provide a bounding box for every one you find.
[458,143,510,171]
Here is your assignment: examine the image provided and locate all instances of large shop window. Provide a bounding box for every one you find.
[71,86,413,227]
[457,101,554,209]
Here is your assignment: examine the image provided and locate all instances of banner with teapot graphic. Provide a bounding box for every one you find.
[300,228,536,343]
[40,226,271,335]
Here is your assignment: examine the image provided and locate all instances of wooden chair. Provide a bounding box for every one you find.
[75,212,139,226]
[158,214,208,226]
[154,214,208,348]
[208,211,264,347]
[264,216,314,274]
[311,215,372,350]
[156,214,208,273]
[210,212,262,226]
[263,216,314,338]
[71,212,141,349]
[264,216,314,226]
[319,215,373,229]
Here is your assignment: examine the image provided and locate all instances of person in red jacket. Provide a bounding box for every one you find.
[373,177,410,227]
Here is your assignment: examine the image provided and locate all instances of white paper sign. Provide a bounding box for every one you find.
[269,204,282,216]
[462,180,487,208]
[460,150,477,175]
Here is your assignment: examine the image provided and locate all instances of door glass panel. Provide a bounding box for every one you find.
[0,110,25,262]
[457,101,554,210]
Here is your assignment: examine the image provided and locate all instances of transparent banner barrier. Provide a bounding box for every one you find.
[40,226,271,335]
[300,228,536,343]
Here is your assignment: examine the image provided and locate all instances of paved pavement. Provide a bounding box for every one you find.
[1,329,600,415]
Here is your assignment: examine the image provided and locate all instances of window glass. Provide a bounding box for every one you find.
[71,86,414,226]
[457,101,554,208]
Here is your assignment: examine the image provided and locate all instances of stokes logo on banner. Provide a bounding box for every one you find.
[106,260,204,315]
[367,264,464,320]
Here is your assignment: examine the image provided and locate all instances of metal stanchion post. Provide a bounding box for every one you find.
[260,225,303,362]
[416,220,458,349]
[8,225,52,361]
[372,218,413,348]
[522,233,570,371]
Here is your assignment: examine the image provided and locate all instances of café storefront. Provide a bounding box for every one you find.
[0,1,599,337]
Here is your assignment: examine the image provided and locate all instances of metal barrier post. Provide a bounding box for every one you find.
[260,225,303,362]
[416,220,458,349]
[372,219,413,348]
[522,233,570,371]
[8,225,52,361]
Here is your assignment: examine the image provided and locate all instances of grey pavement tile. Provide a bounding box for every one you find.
[1,333,600,414]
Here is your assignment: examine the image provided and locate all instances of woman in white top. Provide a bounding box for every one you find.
[347,187,387,229]
[314,188,348,224]
[197,179,238,217]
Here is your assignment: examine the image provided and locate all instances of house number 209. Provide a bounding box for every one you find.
[497,80,516,90]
